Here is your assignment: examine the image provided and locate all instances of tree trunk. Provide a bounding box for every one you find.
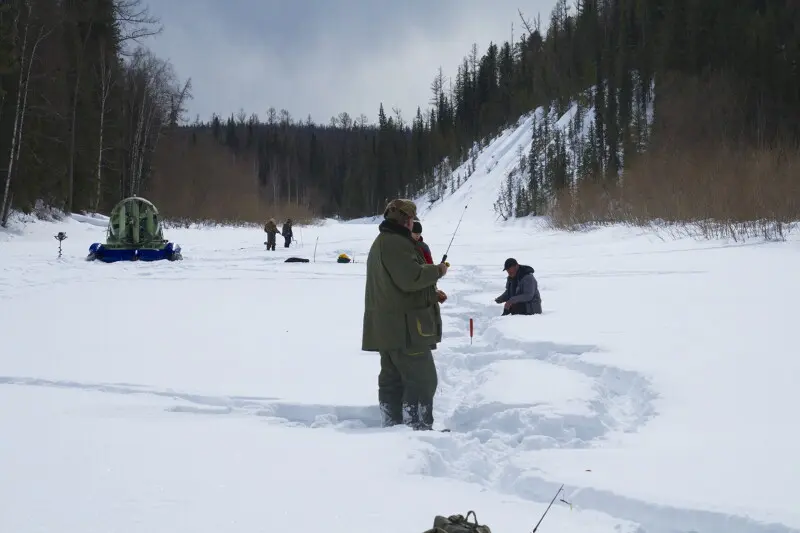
[67,69,82,213]
[1,5,30,227]
[130,87,147,195]
[93,46,113,212]
[271,155,278,212]
[67,20,94,214]
[133,97,159,195]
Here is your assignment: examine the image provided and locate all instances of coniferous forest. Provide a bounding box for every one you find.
[1,0,799,231]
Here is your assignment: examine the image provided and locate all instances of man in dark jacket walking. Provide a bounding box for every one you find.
[362,199,449,430]
[495,258,542,315]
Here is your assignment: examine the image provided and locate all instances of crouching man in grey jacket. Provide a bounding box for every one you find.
[495,257,542,316]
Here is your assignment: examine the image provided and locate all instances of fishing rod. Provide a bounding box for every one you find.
[531,484,564,533]
[441,204,468,265]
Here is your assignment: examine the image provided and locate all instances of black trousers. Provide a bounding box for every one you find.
[502,302,532,315]
[266,233,277,251]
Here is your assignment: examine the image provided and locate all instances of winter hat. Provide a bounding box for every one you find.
[412,220,422,234]
[383,198,417,221]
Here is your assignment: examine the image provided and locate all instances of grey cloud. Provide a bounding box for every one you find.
[144,0,558,124]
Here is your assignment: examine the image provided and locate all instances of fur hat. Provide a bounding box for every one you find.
[383,198,417,221]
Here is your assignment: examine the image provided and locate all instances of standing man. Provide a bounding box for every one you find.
[362,199,449,430]
[264,218,280,251]
[282,218,293,248]
[494,257,542,315]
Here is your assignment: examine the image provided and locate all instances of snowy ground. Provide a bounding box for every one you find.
[2,203,799,533]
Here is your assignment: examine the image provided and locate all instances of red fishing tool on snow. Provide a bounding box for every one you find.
[469,318,474,345]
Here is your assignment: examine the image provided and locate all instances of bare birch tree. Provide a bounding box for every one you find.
[0,2,21,165]
[113,0,161,53]
[120,47,190,198]
[59,0,160,213]
[392,107,405,129]
[92,39,114,212]
[1,1,51,227]
[65,8,94,214]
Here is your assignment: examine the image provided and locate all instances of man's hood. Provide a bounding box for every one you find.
[379,219,413,239]
[516,265,535,277]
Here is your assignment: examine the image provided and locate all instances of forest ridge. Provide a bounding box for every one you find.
[1,0,798,234]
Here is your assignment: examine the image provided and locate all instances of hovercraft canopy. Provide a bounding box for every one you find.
[87,196,182,262]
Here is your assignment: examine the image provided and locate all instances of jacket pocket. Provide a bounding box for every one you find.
[405,307,440,348]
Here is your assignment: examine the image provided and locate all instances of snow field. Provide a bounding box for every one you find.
[2,106,798,533]
[2,209,799,533]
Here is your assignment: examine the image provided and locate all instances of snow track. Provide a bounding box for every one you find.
[412,264,799,533]
[0,376,385,428]
[2,273,796,533]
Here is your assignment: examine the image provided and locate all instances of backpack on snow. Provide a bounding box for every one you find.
[422,511,491,533]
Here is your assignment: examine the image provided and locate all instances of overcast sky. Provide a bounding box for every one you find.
[143,0,558,125]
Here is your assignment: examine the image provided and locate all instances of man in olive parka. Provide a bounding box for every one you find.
[362,198,449,430]
[264,218,280,251]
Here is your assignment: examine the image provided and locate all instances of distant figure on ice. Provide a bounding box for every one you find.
[282,219,293,248]
[495,258,542,316]
[362,198,448,431]
[264,218,280,251]
[411,220,433,265]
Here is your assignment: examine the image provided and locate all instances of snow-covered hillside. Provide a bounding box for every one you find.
[415,81,653,226]
[2,200,799,533]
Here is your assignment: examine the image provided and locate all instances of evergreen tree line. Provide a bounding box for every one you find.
[0,0,191,227]
[492,72,652,221]
[165,0,799,222]
[3,0,798,224]
[495,0,800,222]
